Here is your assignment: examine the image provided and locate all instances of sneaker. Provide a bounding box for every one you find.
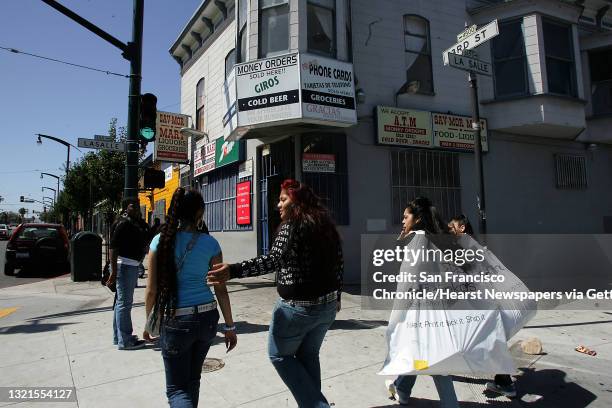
[485,381,517,398]
[118,339,146,350]
[385,380,410,405]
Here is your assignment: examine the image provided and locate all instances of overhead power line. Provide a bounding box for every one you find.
[0,45,129,78]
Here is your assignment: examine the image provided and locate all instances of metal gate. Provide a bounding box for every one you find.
[258,138,294,255]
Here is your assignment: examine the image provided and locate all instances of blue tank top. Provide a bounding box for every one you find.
[149,232,221,307]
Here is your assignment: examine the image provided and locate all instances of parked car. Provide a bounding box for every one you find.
[0,224,9,240]
[4,223,70,276]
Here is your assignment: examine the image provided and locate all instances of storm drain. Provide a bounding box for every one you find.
[202,358,225,373]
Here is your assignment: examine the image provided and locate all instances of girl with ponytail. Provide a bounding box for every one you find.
[144,187,236,407]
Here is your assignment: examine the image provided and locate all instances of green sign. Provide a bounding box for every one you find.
[215,138,241,168]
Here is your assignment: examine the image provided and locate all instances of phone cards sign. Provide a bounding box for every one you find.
[300,54,356,125]
[154,111,189,163]
[235,53,301,126]
[376,106,433,147]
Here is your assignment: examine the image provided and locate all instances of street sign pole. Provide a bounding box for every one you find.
[469,71,486,235]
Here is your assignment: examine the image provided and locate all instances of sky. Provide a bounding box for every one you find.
[0,0,202,216]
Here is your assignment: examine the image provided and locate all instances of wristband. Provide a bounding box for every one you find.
[223,324,236,332]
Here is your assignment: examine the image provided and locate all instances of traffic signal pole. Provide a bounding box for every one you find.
[125,0,144,201]
[41,0,144,201]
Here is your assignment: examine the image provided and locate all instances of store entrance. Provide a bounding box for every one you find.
[257,137,295,255]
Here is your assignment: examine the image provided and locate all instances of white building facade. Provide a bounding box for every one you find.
[170,0,612,283]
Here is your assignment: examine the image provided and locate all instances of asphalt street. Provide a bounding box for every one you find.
[0,240,68,289]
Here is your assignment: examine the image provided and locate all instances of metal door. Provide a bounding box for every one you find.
[258,138,294,255]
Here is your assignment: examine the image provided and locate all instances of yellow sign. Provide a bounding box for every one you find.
[376,106,433,148]
[432,112,488,152]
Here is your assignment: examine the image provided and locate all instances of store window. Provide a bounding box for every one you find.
[237,0,248,63]
[589,48,612,116]
[259,0,289,58]
[390,150,461,224]
[301,133,349,225]
[492,19,528,97]
[307,0,336,57]
[201,163,253,231]
[402,15,434,95]
[543,19,576,97]
[225,49,236,78]
[196,78,205,131]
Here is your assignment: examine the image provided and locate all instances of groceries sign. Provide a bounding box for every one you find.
[376,106,488,152]
[154,111,189,163]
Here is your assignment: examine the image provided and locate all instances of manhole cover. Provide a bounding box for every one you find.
[202,358,225,373]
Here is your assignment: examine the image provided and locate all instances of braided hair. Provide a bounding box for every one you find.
[154,187,206,323]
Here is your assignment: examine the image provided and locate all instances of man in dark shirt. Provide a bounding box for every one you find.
[107,198,148,350]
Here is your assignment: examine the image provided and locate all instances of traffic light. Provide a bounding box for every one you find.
[143,168,165,189]
[20,196,24,202]
[139,93,158,144]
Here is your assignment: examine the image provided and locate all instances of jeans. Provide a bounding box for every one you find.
[112,263,140,348]
[394,375,459,408]
[268,299,337,408]
[161,309,219,408]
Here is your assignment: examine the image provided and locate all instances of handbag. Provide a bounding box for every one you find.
[145,232,200,337]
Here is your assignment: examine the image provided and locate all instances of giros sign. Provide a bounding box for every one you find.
[234,52,356,131]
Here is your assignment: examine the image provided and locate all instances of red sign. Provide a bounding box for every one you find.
[236,181,251,225]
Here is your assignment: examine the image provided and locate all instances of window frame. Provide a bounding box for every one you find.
[402,14,435,95]
[225,48,236,79]
[258,0,290,58]
[542,17,577,97]
[195,77,205,131]
[491,18,529,99]
[307,0,337,58]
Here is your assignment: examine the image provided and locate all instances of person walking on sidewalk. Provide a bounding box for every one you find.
[208,179,343,408]
[107,198,149,350]
[144,188,237,407]
[386,197,460,408]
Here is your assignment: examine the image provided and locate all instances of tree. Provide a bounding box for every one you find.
[18,207,27,222]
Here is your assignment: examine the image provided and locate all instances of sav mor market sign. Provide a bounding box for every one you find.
[376,106,488,152]
[154,111,189,163]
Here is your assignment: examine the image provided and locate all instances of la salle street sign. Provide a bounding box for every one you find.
[448,53,492,76]
[443,19,499,65]
[78,138,125,152]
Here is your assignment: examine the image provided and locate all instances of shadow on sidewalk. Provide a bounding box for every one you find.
[330,319,388,331]
[0,320,77,334]
[28,302,143,321]
[525,319,612,329]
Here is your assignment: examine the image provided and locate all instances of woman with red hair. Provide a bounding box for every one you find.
[209,179,343,408]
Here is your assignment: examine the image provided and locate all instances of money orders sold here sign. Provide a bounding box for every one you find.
[300,54,356,125]
[376,106,433,147]
[432,113,489,152]
[235,53,301,127]
[154,111,189,163]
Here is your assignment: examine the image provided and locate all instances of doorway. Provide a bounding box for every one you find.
[257,137,295,255]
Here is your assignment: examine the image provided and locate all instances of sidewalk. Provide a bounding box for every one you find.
[0,275,611,407]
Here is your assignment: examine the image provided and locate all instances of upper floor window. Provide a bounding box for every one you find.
[589,48,612,116]
[492,19,528,98]
[259,0,289,58]
[196,78,205,131]
[403,15,433,95]
[225,49,236,78]
[543,19,576,97]
[307,0,336,57]
[237,0,248,62]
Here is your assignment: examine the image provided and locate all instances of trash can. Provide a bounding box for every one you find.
[71,232,102,282]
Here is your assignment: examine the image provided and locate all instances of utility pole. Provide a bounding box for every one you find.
[469,72,487,235]
[41,0,144,201]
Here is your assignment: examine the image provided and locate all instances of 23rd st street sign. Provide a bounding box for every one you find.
[442,19,499,65]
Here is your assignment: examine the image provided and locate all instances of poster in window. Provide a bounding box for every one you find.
[302,153,336,173]
[236,181,251,225]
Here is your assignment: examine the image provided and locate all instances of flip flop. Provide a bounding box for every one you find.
[575,345,597,356]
